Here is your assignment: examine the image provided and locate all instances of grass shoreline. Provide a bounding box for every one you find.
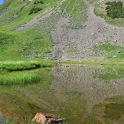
[0,59,123,85]
[0,59,124,67]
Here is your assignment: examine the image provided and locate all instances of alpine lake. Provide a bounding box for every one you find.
[1,64,124,124]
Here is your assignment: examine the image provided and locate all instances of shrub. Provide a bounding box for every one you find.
[29,7,42,15]
[34,0,44,4]
[105,1,124,19]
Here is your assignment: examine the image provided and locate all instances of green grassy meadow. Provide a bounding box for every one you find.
[0,0,87,60]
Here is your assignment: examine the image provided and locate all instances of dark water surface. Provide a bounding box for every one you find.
[0,112,5,124]
[1,65,124,124]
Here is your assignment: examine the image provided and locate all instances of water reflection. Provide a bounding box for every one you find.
[93,65,124,80]
[0,111,5,124]
[50,65,124,122]
[84,95,124,123]
[1,65,124,123]
[0,85,43,123]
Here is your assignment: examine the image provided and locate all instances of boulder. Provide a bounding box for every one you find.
[32,112,65,124]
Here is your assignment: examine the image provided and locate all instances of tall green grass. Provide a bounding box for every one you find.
[0,59,57,85]
[0,59,56,85]
[0,59,55,71]
[0,60,41,71]
[0,71,41,85]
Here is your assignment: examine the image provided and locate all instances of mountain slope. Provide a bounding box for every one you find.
[0,0,58,59]
[0,0,124,60]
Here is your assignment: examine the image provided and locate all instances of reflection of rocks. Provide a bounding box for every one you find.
[51,65,124,113]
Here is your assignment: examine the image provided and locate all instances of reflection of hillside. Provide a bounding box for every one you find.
[0,88,42,123]
[51,65,124,113]
[93,66,124,80]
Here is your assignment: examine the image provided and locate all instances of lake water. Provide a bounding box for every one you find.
[0,112,5,124]
[1,65,124,123]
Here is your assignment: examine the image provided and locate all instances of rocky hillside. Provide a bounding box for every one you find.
[0,0,124,60]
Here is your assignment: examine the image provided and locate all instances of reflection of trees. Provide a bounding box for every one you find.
[105,103,124,120]
[83,96,124,124]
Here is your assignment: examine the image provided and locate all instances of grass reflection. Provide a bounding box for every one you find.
[93,66,124,80]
